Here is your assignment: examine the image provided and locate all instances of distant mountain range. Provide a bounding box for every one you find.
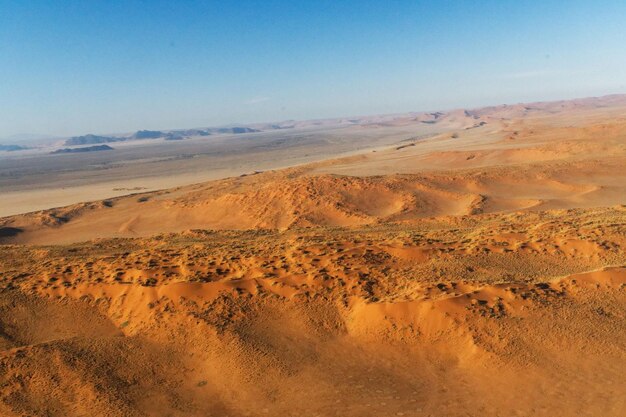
[65,127,261,146]
[51,144,114,154]
[0,144,29,152]
[216,127,259,134]
[6,94,626,151]
[64,134,126,146]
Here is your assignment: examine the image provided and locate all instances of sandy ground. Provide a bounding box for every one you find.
[0,119,450,217]
[0,95,625,416]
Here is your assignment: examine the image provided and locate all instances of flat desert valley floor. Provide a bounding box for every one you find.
[0,95,625,416]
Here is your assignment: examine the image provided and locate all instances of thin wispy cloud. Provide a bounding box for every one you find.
[244,96,271,105]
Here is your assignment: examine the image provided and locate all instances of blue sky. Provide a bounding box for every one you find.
[1,1,626,138]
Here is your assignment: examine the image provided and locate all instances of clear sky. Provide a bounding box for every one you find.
[1,0,626,139]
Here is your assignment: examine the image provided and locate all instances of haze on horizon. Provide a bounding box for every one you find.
[1,0,626,139]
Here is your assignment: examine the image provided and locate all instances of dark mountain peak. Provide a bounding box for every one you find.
[51,144,114,154]
[133,130,164,139]
[65,134,123,146]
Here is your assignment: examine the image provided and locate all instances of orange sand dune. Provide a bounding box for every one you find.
[1,96,626,416]
[1,207,625,416]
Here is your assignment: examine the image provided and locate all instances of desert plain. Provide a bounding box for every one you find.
[0,95,625,416]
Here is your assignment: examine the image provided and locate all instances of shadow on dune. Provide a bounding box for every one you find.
[0,227,22,238]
